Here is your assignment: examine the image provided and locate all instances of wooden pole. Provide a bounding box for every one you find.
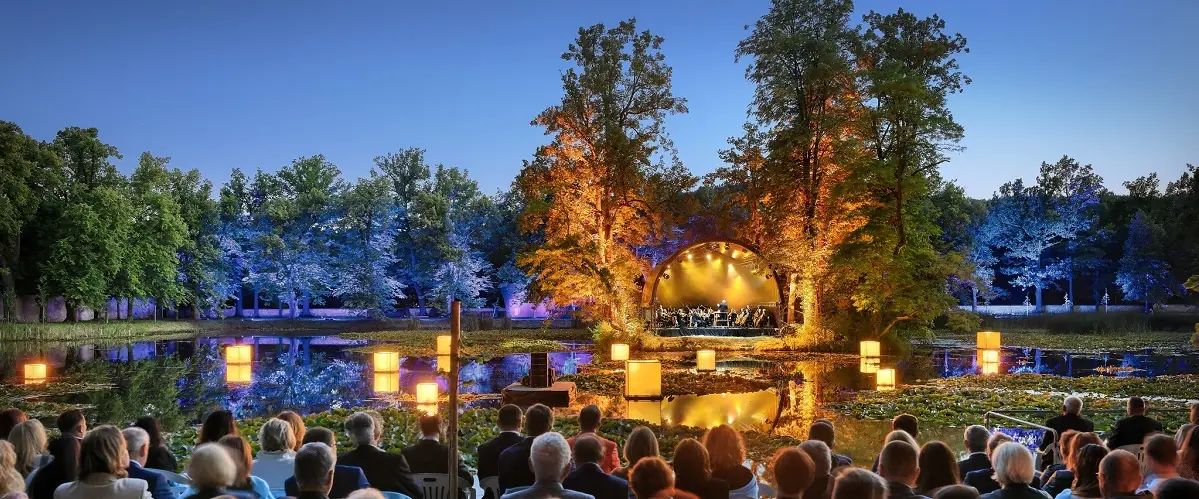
[447,300,461,497]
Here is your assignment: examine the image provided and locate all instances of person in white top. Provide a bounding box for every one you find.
[1139,434,1180,494]
[54,425,151,499]
[251,418,297,488]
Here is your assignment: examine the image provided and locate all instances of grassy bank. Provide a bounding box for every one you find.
[0,321,203,343]
[930,330,1195,352]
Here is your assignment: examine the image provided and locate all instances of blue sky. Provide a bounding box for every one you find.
[2,0,1196,198]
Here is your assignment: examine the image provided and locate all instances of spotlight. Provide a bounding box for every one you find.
[661,272,670,280]
[706,253,711,261]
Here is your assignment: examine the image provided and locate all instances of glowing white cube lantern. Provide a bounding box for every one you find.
[860,341,881,357]
[373,351,400,372]
[696,350,716,372]
[23,363,47,385]
[416,382,439,404]
[625,360,662,399]
[876,368,897,391]
[226,363,252,384]
[977,331,1002,350]
[373,372,399,394]
[980,349,1001,375]
[859,358,880,374]
[627,400,663,425]
[226,345,252,364]
[436,335,452,356]
[611,343,630,361]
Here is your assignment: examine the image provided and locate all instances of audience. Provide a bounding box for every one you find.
[567,406,620,474]
[917,441,960,495]
[932,485,980,499]
[831,468,887,499]
[1104,397,1162,450]
[215,435,274,499]
[771,447,815,499]
[670,438,727,499]
[1156,477,1199,499]
[477,404,524,499]
[402,415,471,499]
[251,418,297,488]
[1179,425,1199,480]
[9,420,48,477]
[959,426,992,478]
[704,425,757,499]
[198,411,236,445]
[1040,396,1093,471]
[1055,443,1106,499]
[0,441,28,499]
[132,417,176,473]
[979,442,1047,499]
[277,412,307,452]
[874,415,922,473]
[1042,431,1103,496]
[54,425,150,499]
[180,445,249,499]
[499,404,554,493]
[878,440,926,499]
[0,410,27,441]
[808,420,852,468]
[797,440,832,499]
[963,433,1015,494]
[1139,434,1179,494]
[563,436,628,499]
[51,411,86,451]
[1096,450,1140,499]
[501,432,591,499]
[292,443,337,499]
[284,428,369,499]
[629,457,674,499]
[1175,424,1195,446]
[1038,430,1078,488]
[338,412,421,499]
[346,490,386,499]
[27,432,79,499]
[612,427,659,482]
[121,427,174,499]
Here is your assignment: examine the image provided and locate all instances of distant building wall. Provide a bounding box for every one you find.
[959,304,1195,315]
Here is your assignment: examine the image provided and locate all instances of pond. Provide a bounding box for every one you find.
[3,333,1197,465]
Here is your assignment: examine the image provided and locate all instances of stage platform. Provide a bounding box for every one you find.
[501,381,576,407]
[654,327,776,337]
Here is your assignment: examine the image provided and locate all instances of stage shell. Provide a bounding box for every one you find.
[641,239,783,312]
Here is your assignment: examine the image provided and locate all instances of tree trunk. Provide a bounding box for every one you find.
[971,286,978,311]
[0,271,15,322]
[1143,299,1150,314]
[409,248,426,316]
[126,298,134,321]
[302,291,311,317]
[785,274,798,323]
[235,288,244,318]
[67,302,78,323]
[1067,268,1074,311]
[1035,285,1044,313]
[253,284,260,318]
[289,291,297,319]
[799,277,821,332]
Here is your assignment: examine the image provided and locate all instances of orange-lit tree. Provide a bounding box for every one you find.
[517,19,693,328]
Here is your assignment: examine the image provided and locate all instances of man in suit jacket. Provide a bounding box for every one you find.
[1106,396,1164,449]
[499,404,555,494]
[958,425,992,478]
[502,432,594,499]
[478,404,525,499]
[563,436,628,499]
[402,415,474,499]
[566,405,620,474]
[1039,396,1094,469]
[286,428,371,499]
[339,411,424,499]
[293,442,337,499]
[122,427,175,499]
[877,441,930,499]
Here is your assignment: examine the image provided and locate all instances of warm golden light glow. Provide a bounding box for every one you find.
[416,382,438,404]
[859,341,881,357]
[373,351,400,371]
[226,345,252,364]
[661,390,779,431]
[696,350,716,371]
[373,372,399,393]
[436,335,452,356]
[980,349,1000,375]
[859,358,880,374]
[705,253,712,261]
[625,360,662,398]
[977,331,1001,350]
[611,343,629,361]
[655,242,780,311]
[23,363,47,385]
[627,400,662,425]
[436,355,450,373]
[226,363,251,384]
[731,250,739,258]
[876,368,896,391]
[417,403,438,416]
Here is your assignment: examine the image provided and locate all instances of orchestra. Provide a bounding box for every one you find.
[653,301,776,330]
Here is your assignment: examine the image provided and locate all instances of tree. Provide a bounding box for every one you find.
[431,232,494,310]
[120,152,186,319]
[1115,210,1174,312]
[170,168,223,318]
[979,178,1071,312]
[1037,156,1104,302]
[0,122,61,320]
[518,19,692,327]
[332,172,405,317]
[41,187,132,321]
[375,148,438,315]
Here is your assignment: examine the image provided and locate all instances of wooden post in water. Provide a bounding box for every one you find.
[447,300,461,497]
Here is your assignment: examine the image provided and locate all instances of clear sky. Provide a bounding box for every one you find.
[2,0,1196,198]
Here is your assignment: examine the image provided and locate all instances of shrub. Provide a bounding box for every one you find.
[944,310,983,334]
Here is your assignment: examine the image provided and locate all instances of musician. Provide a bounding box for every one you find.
[752,307,766,328]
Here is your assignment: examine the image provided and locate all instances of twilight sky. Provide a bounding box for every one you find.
[2,0,1196,198]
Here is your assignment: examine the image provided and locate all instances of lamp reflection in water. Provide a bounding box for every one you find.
[627,400,663,425]
[876,368,897,391]
[859,357,880,374]
[696,350,716,371]
[436,355,451,373]
[373,351,401,394]
[977,331,1001,350]
[980,349,1001,375]
[225,345,252,385]
[416,382,438,404]
[436,335,452,356]
[23,363,48,385]
[656,390,780,431]
[625,360,662,398]
[610,343,629,362]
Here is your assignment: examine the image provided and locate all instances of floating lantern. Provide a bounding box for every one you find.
[625,360,662,399]
[373,351,400,371]
[980,349,1001,375]
[977,331,1001,350]
[859,341,881,358]
[436,355,450,373]
[611,343,629,361]
[696,350,716,372]
[373,372,400,394]
[859,357,880,374]
[416,382,439,405]
[226,345,252,364]
[876,368,897,391]
[23,363,47,385]
[627,400,663,425]
[226,363,251,384]
[436,335,452,356]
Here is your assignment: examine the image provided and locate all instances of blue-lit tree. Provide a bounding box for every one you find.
[1115,210,1174,312]
[431,231,494,310]
[331,172,406,317]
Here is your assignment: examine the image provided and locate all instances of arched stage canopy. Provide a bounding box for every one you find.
[642,239,782,337]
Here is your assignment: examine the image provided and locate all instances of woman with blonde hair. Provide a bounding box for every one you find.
[250,418,295,488]
[180,444,251,499]
[0,440,28,499]
[53,425,150,499]
[613,427,659,480]
[275,412,306,452]
[704,425,758,499]
[8,420,48,477]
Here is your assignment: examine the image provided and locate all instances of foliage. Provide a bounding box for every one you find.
[340,329,593,358]
[431,233,494,309]
[559,370,774,397]
[331,172,406,317]
[943,309,983,334]
[1115,210,1174,310]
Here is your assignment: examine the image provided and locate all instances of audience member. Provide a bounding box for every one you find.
[1175,424,1195,446]
[1096,450,1140,499]
[251,418,296,488]
[1155,477,1199,499]
[1042,432,1102,497]
[873,415,922,473]
[670,438,727,499]
[121,427,174,499]
[284,428,369,499]
[51,411,86,454]
[402,415,471,499]
[831,468,887,499]
[1040,396,1093,471]
[567,406,620,473]
[878,440,927,499]
[874,430,919,473]
[0,441,28,499]
[198,411,237,445]
[917,441,960,495]
[346,490,386,499]
[959,426,992,478]
[932,485,979,499]
[132,417,176,473]
[27,432,79,499]
[704,425,757,499]
[54,425,150,499]
[0,410,28,442]
[277,412,307,452]
[772,447,815,499]
[293,442,337,499]
[1179,426,1199,480]
[478,404,523,499]
[963,433,1015,494]
[808,420,852,468]
[612,427,659,482]
[1039,430,1078,486]
[1191,403,1198,425]
[499,404,554,493]
[564,436,628,499]
[1059,444,1106,499]
[797,440,832,499]
[500,433,592,499]
[338,412,420,499]
[1139,434,1179,494]
[215,435,274,499]
[9,420,48,477]
[979,442,1047,499]
[1104,397,1162,450]
[628,457,673,499]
